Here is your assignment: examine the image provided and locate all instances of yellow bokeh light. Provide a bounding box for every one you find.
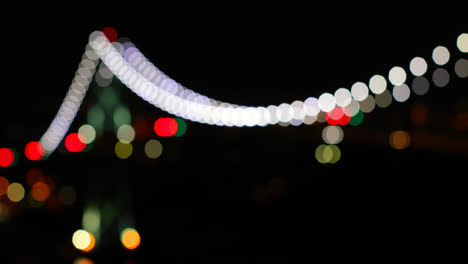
[72,229,92,251]
[144,139,163,159]
[121,228,141,250]
[7,182,25,202]
[115,141,133,159]
[457,33,468,53]
[389,130,411,150]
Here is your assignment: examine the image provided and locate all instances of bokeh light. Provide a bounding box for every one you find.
[115,141,133,159]
[113,105,131,129]
[369,74,387,94]
[412,76,430,95]
[334,88,352,107]
[154,117,178,137]
[392,84,411,102]
[102,26,118,43]
[73,257,94,264]
[454,59,468,78]
[174,118,187,137]
[359,95,375,113]
[31,181,51,202]
[318,93,335,112]
[432,46,450,65]
[7,182,25,202]
[0,148,15,167]
[0,176,9,196]
[375,90,392,108]
[351,82,369,101]
[432,68,450,87]
[121,228,141,250]
[389,130,411,150]
[315,144,341,164]
[145,139,163,159]
[78,124,96,144]
[325,108,350,125]
[83,206,100,235]
[349,110,364,126]
[388,66,407,86]
[322,125,344,144]
[117,124,136,143]
[409,57,428,76]
[457,33,468,53]
[72,229,95,251]
[65,133,87,153]
[25,141,45,161]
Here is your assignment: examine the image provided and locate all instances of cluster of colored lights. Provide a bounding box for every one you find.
[71,227,140,252]
[0,168,77,223]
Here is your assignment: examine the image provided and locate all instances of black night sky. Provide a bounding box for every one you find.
[0,2,467,263]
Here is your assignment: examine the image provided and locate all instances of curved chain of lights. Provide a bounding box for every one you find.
[39,31,468,155]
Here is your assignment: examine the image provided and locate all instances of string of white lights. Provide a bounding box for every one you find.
[39,44,99,154]
[37,30,467,156]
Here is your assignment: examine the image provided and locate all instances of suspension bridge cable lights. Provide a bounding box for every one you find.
[30,29,467,157]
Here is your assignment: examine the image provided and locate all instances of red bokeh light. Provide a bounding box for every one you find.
[0,148,15,167]
[326,108,351,126]
[102,27,118,43]
[154,118,178,137]
[25,141,45,161]
[65,133,86,153]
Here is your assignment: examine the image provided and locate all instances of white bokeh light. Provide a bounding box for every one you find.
[334,88,352,107]
[432,46,450,66]
[351,82,369,102]
[368,75,387,94]
[318,93,336,113]
[409,57,427,76]
[388,66,406,86]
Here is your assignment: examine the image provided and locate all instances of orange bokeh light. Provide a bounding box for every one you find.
[82,232,96,252]
[0,176,9,196]
[121,228,141,250]
[31,182,51,202]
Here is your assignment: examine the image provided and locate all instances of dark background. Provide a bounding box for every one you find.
[1,2,467,263]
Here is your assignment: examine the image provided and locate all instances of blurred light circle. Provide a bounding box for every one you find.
[412,76,430,95]
[359,95,375,113]
[78,124,96,144]
[145,139,163,159]
[318,93,335,112]
[315,144,331,164]
[327,145,341,164]
[389,130,411,150]
[388,66,407,86]
[121,228,141,250]
[31,182,51,202]
[457,33,468,53]
[334,88,352,107]
[351,82,369,102]
[0,176,9,196]
[115,141,133,159]
[409,57,428,76]
[117,124,135,143]
[65,133,87,153]
[455,59,468,78]
[173,118,187,137]
[369,74,387,94]
[24,141,45,161]
[154,118,178,137]
[304,97,320,116]
[102,27,118,43]
[343,100,360,117]
[277,103,293,123]
[322,125,344,144]
[72,230,92,251]
[392,84,411,102]
[432,68,450,87]
[7,182,25,202]
[0,148,15,167]
[432,46,450,65]
[375,90,393,108]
